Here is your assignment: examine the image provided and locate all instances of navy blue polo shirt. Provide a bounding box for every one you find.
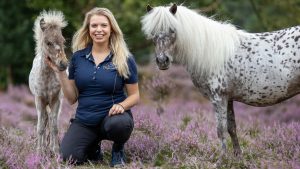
[68,44,138,126]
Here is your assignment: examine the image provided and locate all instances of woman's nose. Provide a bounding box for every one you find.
[96,26,102,32]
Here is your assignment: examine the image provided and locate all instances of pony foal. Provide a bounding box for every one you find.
[29,10,68,154]
[142,4,300,164]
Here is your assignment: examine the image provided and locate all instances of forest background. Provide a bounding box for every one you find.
[1,0,299,89]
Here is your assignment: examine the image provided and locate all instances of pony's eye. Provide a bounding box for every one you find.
[46,42,53,46]
[152,37,158,44]
[169,28,175,34]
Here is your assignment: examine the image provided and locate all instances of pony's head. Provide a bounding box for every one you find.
[142,4,241,75]
[34,11,68,71]
[142,4,178,70]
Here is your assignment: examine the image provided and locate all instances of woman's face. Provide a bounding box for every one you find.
[89,14,112,45]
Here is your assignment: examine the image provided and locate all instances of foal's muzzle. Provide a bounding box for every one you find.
[58,61,68,71]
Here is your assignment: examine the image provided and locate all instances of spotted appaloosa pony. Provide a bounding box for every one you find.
[29,10,68,154]
[142,4,300,163]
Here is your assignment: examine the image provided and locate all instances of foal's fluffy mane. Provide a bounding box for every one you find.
[142,5,243,75]
[33,10,67,57]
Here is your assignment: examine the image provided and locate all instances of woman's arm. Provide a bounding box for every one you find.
[109,83,140,116]
[46,57,78,105]
[56,71,78,105]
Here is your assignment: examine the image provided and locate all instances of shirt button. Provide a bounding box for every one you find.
[94,71,96,74]
[93,76,96,80]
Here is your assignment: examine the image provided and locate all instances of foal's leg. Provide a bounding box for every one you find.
[35,96,48,154]
[49,96,62,154]
[212,97,228,162]
[227,101,242,157]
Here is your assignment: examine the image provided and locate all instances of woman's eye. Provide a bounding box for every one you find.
[47,42,52,46]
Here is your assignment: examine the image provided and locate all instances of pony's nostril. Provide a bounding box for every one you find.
[165,56,169,63]
[156,57,160,63]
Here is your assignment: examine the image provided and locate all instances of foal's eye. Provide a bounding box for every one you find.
[46,42,53,46]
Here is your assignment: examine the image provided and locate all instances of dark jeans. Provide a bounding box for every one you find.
[60,111,134,164]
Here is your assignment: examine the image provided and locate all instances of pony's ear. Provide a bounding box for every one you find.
[40,18,46,31]
[169,3,177,15]
[147,4,153,12]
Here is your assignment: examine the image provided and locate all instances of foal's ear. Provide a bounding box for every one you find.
[169,3,177,15]
[40,18,46,31]
[147,4,153,12]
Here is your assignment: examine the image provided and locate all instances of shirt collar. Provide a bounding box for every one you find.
[81,44,113,61]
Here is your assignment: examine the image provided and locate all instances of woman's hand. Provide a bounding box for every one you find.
[109,103,125,116]
[45,56,60,72]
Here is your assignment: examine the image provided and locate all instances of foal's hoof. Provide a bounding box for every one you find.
[234,148,243,161]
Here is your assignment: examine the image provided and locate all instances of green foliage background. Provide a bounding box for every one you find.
[0,0,299,89]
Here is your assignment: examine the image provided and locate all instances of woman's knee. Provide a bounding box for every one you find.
[105,113,133,131]
[104,113,134,141]
[59,119,98,164]
[60,146,86,164]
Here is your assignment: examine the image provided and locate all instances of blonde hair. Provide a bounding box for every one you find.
[72,7,130,78]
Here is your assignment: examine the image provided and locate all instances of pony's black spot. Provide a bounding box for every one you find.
[295,36,300,42]
[263,86,268,89]
[277,45,283,50]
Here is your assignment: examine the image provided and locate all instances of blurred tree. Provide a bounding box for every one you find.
[0,0,35,89]
[219,0,300,32]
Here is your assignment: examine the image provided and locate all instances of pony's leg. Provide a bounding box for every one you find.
[49,97,62,154]
[35,96,48,154]
[212,98,228,162]
[227,100,242,157]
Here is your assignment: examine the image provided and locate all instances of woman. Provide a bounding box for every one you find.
[46,7,139,167]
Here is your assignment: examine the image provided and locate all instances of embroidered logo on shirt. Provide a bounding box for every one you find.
[103,62,117,70]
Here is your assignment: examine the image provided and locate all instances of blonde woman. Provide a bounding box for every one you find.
[46,7,139,167]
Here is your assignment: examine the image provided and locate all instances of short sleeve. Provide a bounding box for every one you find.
[68,54,76,79]
[124,56,138,84]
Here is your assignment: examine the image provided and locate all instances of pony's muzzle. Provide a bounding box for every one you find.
[58,60,68,71]
[156,55,170,70]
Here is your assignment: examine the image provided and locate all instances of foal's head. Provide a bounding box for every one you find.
[40,17,68,71]
[145,4,178,70]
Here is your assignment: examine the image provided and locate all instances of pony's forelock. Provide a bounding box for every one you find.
[141,6,178,39]
[141,5,242,75]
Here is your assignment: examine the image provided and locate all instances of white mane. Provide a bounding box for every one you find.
[142,5,244,75]
[33,10,67,58]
